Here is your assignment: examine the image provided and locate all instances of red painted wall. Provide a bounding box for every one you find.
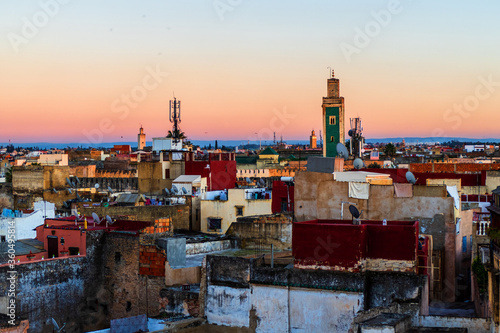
[293,220,418,271]
[185,160,237,191]
[271,181,294,213]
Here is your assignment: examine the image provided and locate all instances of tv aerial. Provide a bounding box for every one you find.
[336,143,349,159]
[406,171,417,184]
[353,158,364,170]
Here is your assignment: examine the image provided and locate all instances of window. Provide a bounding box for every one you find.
[208,217,222,230]
[329,116,336,125]
[330,136,335,142]
[0,235,5,242]
[462,236,467,253]
[165,168,170,179]
[235,206,244,216]
[115,252,121,263]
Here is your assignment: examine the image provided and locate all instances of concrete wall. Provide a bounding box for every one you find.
[204,256,426,332]
[200,188,272,234]
[416,315,490,332]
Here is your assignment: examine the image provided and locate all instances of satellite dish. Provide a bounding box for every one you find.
[181,187,188,194]
[406,171,417,184]
[245,177,251,184]
[348,129,354,137]
[75,176,81,185]
[52,188,58,193]
[66,178,74,188]
[94,183,100,189]
[336,143,349,159]
[92,212,101,224]
[50,318,66,332]
[76,193,82,201]
[172,186,179,194]
[106,215,114,225]
[353,158,364,170]
[349,205,360,219]
[68,188,73,194]
[164,188,170,195]
[107,186,113,193]
[259,179,265,186]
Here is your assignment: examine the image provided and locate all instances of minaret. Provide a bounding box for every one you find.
[138,125,146,150]
[322,69,345,157]
[310,130,317,149]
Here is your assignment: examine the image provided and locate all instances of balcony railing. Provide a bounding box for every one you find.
[477,221,490,236]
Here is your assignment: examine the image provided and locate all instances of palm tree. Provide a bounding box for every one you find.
[166,130,186,139]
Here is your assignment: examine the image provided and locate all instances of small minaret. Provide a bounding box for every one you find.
[310,129,317,149]
[322,69,345,157]
[138,125,146,150]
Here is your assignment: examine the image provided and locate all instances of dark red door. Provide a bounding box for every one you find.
[47,236,58,258]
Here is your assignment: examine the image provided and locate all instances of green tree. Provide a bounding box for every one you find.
[5,167,12,183]
[384,143,397,157]
[367,162,381,168]
[166,130,186,139]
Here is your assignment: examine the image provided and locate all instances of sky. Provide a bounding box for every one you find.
[1,0,500,144]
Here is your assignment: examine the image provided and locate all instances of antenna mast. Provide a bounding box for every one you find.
[169,97,182,143]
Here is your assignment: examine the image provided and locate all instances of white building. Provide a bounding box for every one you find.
[0,201,55,241]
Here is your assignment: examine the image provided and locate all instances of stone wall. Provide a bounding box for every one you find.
[227,220,292,250]
[0,231,167,333]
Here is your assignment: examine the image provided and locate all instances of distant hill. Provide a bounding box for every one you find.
[1,137,499,150]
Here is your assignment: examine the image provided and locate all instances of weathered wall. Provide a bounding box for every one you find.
[204,256,426,332]
[294,171,456,302]
[416,315,490,332]
[79,204,190,230]
[227,221,292,250]
[165,263,201,286]
[294,172,454,223]
[0,231,167,333]
[486,171,500,194]
[12,166,44,193]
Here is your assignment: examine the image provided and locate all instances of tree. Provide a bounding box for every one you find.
[384,143,397,157]
[5,167,12,183]
[367,162,381,168]
[166,130,186,139]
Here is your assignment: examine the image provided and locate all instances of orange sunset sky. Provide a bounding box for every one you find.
[1,1,499,144]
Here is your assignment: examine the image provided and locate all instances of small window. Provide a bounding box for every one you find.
[329,116,336,125]
[165,169,170,179]
[236,206,244,216]
[115,252,121,263]
[462,236,467,253]
[0,236,5,242]
[330,136,335,142]
[208,218,222,230]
